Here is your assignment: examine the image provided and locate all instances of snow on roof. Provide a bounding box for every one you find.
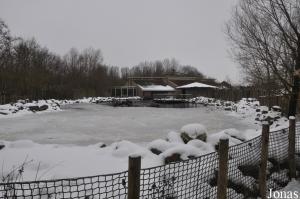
[137,84,176,92]
[177,82,217,89]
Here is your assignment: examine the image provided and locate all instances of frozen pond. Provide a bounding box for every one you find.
[0,104,256,145]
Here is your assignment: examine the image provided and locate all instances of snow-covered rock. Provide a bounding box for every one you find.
[111,140,150,158]
[148,139,175,155]
[0,99,61,118]
[187,139,214,153]
[160,144,206,162]
[166,131,184,143]
[207,130,243,148]
[180,123,207,141]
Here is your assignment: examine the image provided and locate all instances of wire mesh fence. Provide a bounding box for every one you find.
[227,135,262,198]
[0,171,128,199]
[267,128,290,190]
[296,123,300,178]
[140,152,218,199]
[296,124,300,153]
[0,124,299,199]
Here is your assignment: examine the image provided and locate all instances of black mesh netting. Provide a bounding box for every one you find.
[0,171,128,199]
[1,124,299,199]
[140,152,218,199]
[296,124,300,178]
[227,135,262,198]
[267,128,290,190]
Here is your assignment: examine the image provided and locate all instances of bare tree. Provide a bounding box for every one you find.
[0,19,13,103]
[226,0,300,116]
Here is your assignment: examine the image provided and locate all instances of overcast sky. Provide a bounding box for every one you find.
[0,0,240,82]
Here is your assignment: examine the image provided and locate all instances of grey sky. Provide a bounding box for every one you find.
[0,0,240,82]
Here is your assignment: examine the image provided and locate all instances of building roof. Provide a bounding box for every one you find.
[176,82,217,89]
[134,79,167,86]
[137,84,176,92]
[168,79,197,87]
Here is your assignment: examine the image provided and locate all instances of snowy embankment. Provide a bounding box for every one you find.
[0,99,61,118]
[0,97,291,182]
[0,97,140,118]
[190,97,289,130]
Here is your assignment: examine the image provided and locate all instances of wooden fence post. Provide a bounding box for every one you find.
[288,116,296,179]
[259,123,270,199]
[128,155,141,199]
[217,138,229,199]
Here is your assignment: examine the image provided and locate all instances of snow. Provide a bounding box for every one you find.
[207,130,243,147]
[0,140,162,181]
[111,140,148,158]
[180,123,207,139]
[222,128,244,140]
[9,140,36,148]
[148,139,174,152]
[0,97,141,119]
[0,99,61,118]
[159,144,206,160]
[239,129,261,140]
[176,82,217,89]
[166,131,184,143]
[137,84,175,91]
[289,116,296,120]
[223,97,289,130]
[187,139,215,153]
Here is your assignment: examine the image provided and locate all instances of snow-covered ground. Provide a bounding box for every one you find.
[0,97,291,183]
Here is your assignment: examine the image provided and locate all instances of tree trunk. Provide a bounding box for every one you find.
[267,67,272,109]
[288,49,300,116]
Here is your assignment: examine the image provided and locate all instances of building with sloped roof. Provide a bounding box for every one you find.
[176,82,217,97]
[111,76,217,99]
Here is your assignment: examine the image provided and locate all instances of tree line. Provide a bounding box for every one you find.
[0,19,208,103]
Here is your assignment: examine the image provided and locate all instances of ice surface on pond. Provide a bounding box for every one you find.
[0,103,257,145]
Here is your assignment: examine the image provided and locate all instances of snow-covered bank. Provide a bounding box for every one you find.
[0,99,61,118]
[0,139,161,181]
[190,97,289,130]
[60,96,141,105]
[0,97,141,118]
